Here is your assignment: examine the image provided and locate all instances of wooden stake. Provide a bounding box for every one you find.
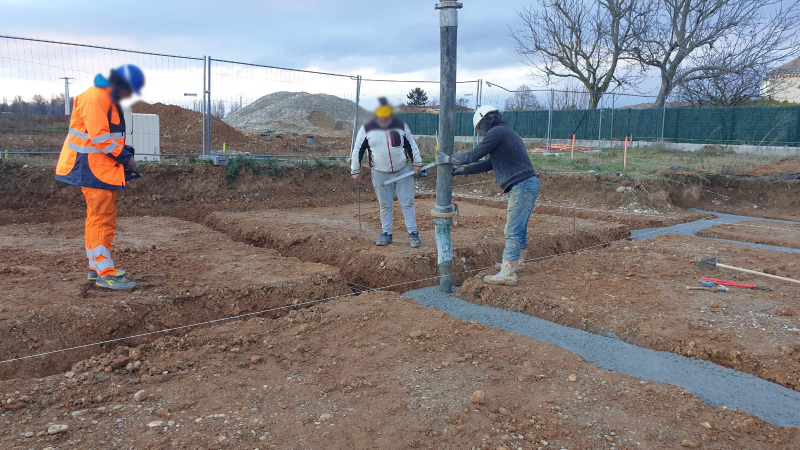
[571,134,576,159]
[623,136,628,170]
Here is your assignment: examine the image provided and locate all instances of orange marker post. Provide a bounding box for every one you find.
[571,134,576,159]
[623,136,629,170]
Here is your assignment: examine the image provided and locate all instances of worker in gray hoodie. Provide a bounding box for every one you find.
[436,105,539,286]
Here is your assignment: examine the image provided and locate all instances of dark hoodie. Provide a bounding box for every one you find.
[450,120,536,192]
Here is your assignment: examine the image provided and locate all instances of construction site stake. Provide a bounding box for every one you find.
[624,136,628,170]
[357,176,362,240]
[571,134,576,159]
[433,0,462,293]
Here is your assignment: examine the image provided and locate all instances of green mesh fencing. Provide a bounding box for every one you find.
[397,105,800,147]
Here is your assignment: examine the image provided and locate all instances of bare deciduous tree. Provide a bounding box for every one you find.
[511,0,640,108]
[673,60,773,107]
[630,0,800,107]
[504,85,545,111]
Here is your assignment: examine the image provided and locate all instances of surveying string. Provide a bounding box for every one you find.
[0,225,667,367]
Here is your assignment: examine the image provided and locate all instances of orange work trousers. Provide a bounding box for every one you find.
[82,187,118,277]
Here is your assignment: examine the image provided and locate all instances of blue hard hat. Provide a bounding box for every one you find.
[116,64,145,95]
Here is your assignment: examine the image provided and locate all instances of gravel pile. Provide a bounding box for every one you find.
[223,91,368,135]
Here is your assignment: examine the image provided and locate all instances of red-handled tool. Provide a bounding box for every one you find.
[700,277,772,291]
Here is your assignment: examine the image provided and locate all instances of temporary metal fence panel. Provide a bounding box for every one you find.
[2,34,798,163]
[0,35,204,157]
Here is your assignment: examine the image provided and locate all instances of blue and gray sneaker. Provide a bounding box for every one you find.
[409,232,421,248]
[88,268,126,281]
[95,271,137,290]
[376,232,393,246]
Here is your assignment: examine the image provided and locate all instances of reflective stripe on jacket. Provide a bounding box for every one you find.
[55,84,128,190]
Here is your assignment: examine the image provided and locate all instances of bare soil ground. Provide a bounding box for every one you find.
[2,292,798,450]
[458,234,800,391]
[697,220,800,249]
[0,217,348,380]
[2,161,800,446]
[743,158,800,177]
[205,198,629,289]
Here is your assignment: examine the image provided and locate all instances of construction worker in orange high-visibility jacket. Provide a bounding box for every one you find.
[55,65,145,290]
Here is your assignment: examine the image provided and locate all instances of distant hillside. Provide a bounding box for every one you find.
[224,91,369,135]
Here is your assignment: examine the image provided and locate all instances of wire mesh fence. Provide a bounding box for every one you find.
[0,35,204,159]
[206,59,359,156]
[1,34,799,169]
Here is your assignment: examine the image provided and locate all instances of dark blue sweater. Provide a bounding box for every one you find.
[451,121,536,192]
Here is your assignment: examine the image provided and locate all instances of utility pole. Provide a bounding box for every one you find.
[59,77,74,115]
[433,0,462,293]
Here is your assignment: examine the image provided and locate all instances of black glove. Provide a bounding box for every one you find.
[452,167,466,176]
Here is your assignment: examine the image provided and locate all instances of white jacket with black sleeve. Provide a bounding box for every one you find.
[350,118,423,174]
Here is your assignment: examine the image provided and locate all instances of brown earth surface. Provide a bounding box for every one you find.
[205,198,630,289]
[0,217,348,380]
[2,292,798,449]
[458,234,800,391]
[743,158,800,177]
[697,220,800,249]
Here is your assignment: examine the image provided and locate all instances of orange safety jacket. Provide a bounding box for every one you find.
[55,76,133,190]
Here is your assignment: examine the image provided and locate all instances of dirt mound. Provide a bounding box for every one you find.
[743,158,800,177]
[224,91,367,134]
[131,102,248,153]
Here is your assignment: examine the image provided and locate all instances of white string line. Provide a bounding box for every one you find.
[0,226,664,366]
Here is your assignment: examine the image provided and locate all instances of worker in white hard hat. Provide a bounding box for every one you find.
[436,105,539,286]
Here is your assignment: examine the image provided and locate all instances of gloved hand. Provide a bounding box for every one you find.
[435,152,451,165]
[452,167,466,176]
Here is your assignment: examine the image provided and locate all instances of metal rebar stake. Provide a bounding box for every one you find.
[433,0,462,293]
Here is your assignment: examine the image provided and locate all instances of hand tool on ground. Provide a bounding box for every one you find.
[379,162,437,187]
[698,257,800,286]
[700,277,773,291]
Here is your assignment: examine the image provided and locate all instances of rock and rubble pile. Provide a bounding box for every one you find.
[223,91,368,135]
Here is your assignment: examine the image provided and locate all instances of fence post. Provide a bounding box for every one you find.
[597,94,603,150]
[206,56,213,155]
[661,96,666,142]
[202,56,207,156]
[609,93,615,149]
[546,88,554,152]
[473,79,481,148]
[351,75,362,152]
[60,77,73,116]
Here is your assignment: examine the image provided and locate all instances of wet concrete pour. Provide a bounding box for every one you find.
[632,210,800,254]
[403,286,800,428]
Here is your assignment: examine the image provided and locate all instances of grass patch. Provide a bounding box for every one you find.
[531,145,785,177]
[226,156,261,182]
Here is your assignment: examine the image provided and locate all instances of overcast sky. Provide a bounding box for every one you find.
[0,0,537,88]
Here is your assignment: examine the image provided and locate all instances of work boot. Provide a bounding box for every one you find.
[376,233,393,246]
[96,271,137,290]
[88,268,125,281]
[497,249,527,270]
[483,259,519,286]
[409,232,421,248]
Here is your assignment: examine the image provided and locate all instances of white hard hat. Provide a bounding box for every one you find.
[473,105,499,132]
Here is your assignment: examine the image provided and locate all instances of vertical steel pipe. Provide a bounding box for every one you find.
[433,0,462,293]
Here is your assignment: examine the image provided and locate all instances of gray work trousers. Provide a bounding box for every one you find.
[370,165,418,235]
